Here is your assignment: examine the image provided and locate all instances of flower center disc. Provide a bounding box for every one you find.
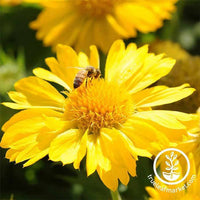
[74,0,118,17]
[64,79,132,134]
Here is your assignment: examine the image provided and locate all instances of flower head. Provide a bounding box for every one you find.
[0,40,197,191]
[30,0,178,53]
[150,40,200,113]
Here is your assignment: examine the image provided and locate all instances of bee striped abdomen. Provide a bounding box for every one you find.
[73,70,88,88]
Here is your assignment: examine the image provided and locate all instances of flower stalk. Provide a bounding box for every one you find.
[110,190,122,200]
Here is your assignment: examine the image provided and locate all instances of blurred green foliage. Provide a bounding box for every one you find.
[0,0,199,199]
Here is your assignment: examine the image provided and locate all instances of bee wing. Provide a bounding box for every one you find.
[67,66,85,70]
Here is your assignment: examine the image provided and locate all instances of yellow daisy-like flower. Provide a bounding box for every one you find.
[146,154,200,200]
[0,40,197,191]
[30,0,178,53]
[150,40,190,61]
[150,40,200,113]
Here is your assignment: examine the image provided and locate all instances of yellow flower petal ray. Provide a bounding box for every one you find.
[95,128,137,191]
[49,129,84,165]
[120,117,171,155]
[2,76,65,110]
[115,3,162,33]
[105,40,176,94]
[2,108,62,132]
[132,84,195,108]
[33,68,70,91]
[0,109,73,167]
[86,132,111,176]
[134,110,197,130]
[92,17,123,53]
[42,12,83,48]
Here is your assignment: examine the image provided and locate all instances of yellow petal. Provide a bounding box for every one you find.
[2,108,62,132]
[105,41,175,94]
[106,42,147,84]
[105,39,125,81]
[126,56,175,94]
[45,44,79,90]
[33,68,71,91]
[43,12,79,47]
[37,120,74,150]
[106,41,176,93]
[86,133,111,176]
[23,149,49,167]
[97,167,119,191]
[73,130,88,169]
[89,45,99,69]
[75,18,95,54]
[121,117,169,154]
[49,129,83,165]
[100,128,136,176]
[119,129,152,158]
[106,14,131,38]
[145,186,160,200]
[1,109,63,150]
[15,143,41,164]
[132,84,195,108]
[86,134,98,176]
[6,149,20,162]
[6,76,65,110]
[116,3,161,33]
[0,117,45,148]
[9,134,38,149]
[135,110,196,129]
[78,52,89,68]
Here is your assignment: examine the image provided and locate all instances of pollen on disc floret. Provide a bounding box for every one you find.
[64,78,133,134]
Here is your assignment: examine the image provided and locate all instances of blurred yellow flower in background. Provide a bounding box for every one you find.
[146,154,200,200]
[150,40,190,61]
[0,40,197,191]
[30,0,178,53]
[150,40,200,113]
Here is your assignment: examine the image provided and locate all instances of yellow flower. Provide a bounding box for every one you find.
[0,40,197,191]
[150,40,200,113]
[146,154,200,200]
[150,40,190,61]
[30,0,178,53]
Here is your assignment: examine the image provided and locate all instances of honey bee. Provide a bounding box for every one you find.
[73,66,101,89]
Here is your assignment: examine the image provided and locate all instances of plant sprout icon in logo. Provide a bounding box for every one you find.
[162,151,180,181]
[153,148,190,185]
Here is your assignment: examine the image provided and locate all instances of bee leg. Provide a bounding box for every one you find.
[90,77,93,84]
[85,78,88,87]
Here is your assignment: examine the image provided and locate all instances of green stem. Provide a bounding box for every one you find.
[110,190,122,200]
